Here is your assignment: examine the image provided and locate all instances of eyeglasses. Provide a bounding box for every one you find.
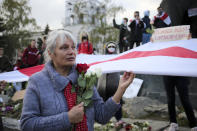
[134,15,139,17]
[107,46,115,48]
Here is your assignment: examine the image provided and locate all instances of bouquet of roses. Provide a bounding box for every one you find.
[73,64,102,107]
[124,121,152,131]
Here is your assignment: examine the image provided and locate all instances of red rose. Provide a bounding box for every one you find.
[125,124,132,131]
[76,64,89,73]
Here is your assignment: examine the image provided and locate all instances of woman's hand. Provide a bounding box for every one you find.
[68,102,84,124]
[119,72,135,90]
[112,72,135,103]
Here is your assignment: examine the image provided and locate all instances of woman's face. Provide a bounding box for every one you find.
[50,37,76,67]
[134,12,139,20]
[31,40,36,48]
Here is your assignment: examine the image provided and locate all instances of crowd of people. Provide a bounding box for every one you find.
[0,7,173,75]
[113,7,173,53]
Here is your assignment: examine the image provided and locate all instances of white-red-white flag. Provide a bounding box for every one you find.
[0,39,197,82]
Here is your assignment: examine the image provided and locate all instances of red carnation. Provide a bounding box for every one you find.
[76,64,89,74]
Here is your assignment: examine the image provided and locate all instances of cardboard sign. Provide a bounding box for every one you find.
[123,78,143,98]
[11,89,26,101]
[151,25,190,43]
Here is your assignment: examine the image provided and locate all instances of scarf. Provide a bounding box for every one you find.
[64,82,88,131]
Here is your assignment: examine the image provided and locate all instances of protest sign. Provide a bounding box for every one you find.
[123,78,143,98]
[151,25,190,43]
[11,90,26,101]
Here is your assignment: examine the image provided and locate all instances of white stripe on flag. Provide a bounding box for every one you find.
[0,39,197,82]
[164,16,171,25]
[88,56,197,77]
[0,70,29,83]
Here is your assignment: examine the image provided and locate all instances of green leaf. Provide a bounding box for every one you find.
[87,76,97,88]
[78,75,86,88]
[71,85,76,93]
[84,99,92,107]
[82,89,93,100]
[78,80,86,88]
[77,95,82,104]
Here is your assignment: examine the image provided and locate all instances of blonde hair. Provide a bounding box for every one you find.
[79,31,91,42]
[44,30,76,63]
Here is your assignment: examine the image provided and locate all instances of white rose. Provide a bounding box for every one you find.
[143,127,148,131]
[94,68,102,78]
[85,70,92,78]
[145,121,149,126]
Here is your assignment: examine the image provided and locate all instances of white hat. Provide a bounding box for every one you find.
[107,43,116,48]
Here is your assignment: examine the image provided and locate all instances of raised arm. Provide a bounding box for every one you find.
[113,19,121,29]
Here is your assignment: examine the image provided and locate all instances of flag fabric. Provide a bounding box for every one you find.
[0,39,197,83]
[154,12,171,25]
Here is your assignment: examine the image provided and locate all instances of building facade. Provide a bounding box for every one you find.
[64,0,106,26]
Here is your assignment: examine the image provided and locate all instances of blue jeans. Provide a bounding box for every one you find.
[142,33,151,44]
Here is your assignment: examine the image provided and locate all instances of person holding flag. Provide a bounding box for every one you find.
[153,7,197,131]
[20,30,135,131]
[153,7,171,28]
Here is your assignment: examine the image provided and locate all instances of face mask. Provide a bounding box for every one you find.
[122,20,127,26]
[159,11,163,15]
[122,20,125,24]
[108,47,115,53]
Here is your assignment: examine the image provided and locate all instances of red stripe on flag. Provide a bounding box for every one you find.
[160,13,168,20]
[19,64,45,76]
[88,47,197,66]
[17,46,197,76]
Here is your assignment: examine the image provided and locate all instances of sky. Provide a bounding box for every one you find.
[29,0,162,30]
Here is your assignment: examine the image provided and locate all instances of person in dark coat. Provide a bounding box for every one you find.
[0,47,13,73]
[142,10,152,44]
[183,8,197,38]
[153,7,197,131]
[129,11,144,49]
[38,36,47,64]
[113,18,129,53]
[97,42,124,127]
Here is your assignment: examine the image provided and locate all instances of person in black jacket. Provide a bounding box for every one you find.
[0,47,13,73]
[153,7,197,131]
[97,42,124,127]
[113,18,129,53]
[129,11,144,49]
